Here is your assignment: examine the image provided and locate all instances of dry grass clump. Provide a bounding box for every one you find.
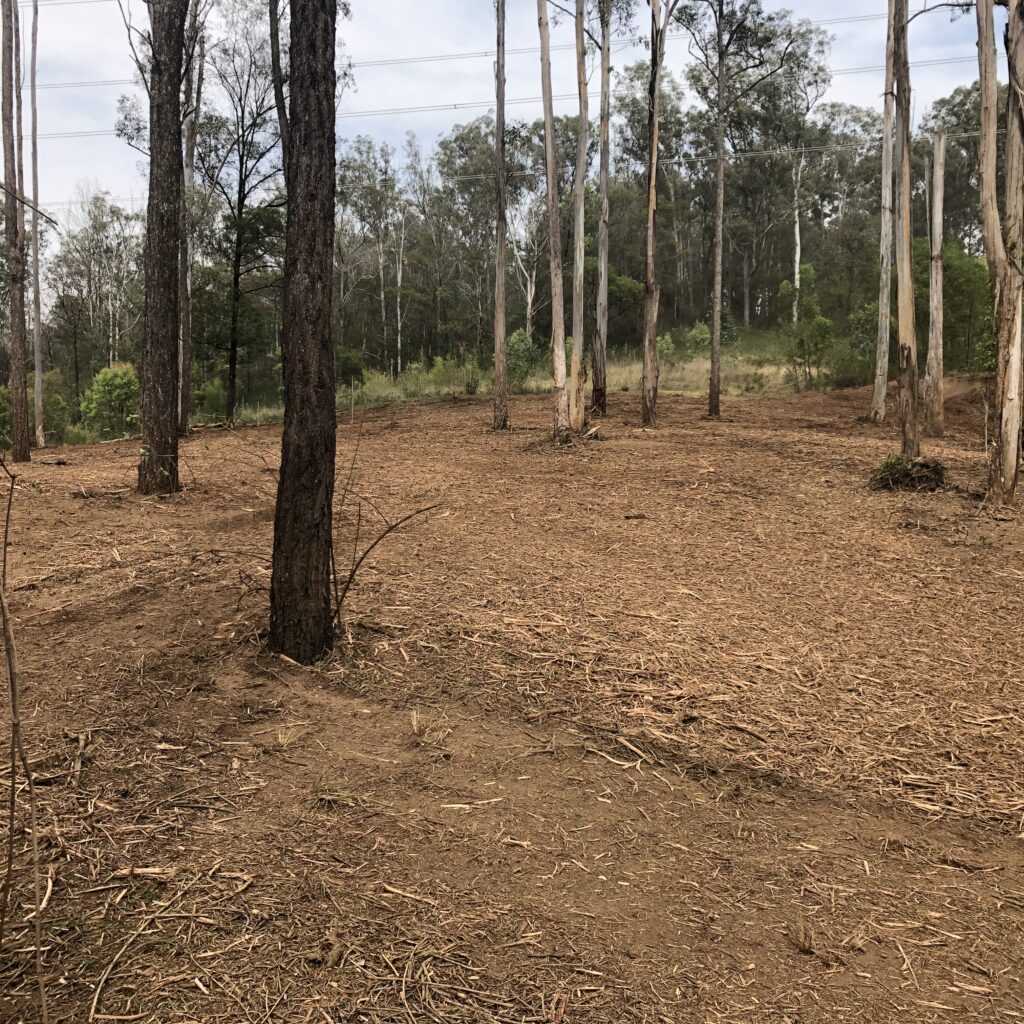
[870,453,947,492]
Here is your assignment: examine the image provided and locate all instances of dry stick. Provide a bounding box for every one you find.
[0,459,49,1022]
[89,874,199,1021]
[336,504,440,611]
[331,423,364,625]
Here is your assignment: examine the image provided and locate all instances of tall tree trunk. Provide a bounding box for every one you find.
[179,15,203,435]
[492,0,510,430]
[742,249,751,328]
[977,0,1023,503]
[227,228,243,419]
[536,0,570,442]
[792,154,803,325]
[377,241,388,370]
[3,0,29,462]
[592,0,611,416]
[30,0,42,448]
[924,131,945,437]
[395,210,405,375]
[870,0,896,423]
[641,0,665,427]
[708,27,725,419]
[893,0,919,460]
[137,0,188,494]
[270,0,337,662]
[269,0,289,180]
[569,0,587,432]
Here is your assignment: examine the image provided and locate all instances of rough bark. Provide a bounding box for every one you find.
[2,0,29,462]
[492,0,510,431]
[537,0,570,442]
[568,0,587,433]
[592,0,611,417]
[179,13,203,435]
[269,0,337,662]
[924,131,945,438]
[269,0,289,179]
[870,0,896,424]
[708,26,725,420]
[30,0,42,448]
[137,0,188,494]
[893,0,919,460]
[977,0,1023,504]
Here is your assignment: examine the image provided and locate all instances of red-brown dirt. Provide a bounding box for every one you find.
[1,384,1023,1023]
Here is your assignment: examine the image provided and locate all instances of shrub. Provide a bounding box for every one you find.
[464,363,481,395]
[847,301,878,355]
[197,378,227,420]
[81,363,139,439]
[507,328,540,389]
[33,371,70,444]
[825,340,874,389]
[336,347,365,386]
[686,321,711,355]
[656,332,676,366]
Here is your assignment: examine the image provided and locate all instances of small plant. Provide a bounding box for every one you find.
[656,332,676,367]
[686,321,711,355]
[464,364,481,395]
[507,328,540,389]
[81,363,139,439]
[870,453,946,492]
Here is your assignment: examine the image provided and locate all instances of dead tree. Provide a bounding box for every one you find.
[493,0,510,431]
[2,0,29,462]
[269,0,338,662]
[537,0,571,442]
[977,0,1023,503]
[640,0,679,427]
[138,0,189,493]
[924,130,945,437]
[893,0,919,459]
[870,0,896,424]
[569,0,588,433]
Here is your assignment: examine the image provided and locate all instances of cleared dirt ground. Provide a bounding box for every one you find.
[1,384,1023,1023]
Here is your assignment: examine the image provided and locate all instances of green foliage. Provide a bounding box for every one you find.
[336,347,365,386]
[781,266,834,390]
[464,364,481,395]
[656,332,677,366]
[847,302,879,355]
[507,328,541,389]
[197,378,227,420]
[81,363,139,439]
[685,321,711,356]
[825,339,874,389]
[35,371,70,444]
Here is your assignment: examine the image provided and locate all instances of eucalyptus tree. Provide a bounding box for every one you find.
[678,0,804,418]
[493,0,510,430]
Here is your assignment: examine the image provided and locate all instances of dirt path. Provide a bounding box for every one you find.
[1,387,1022,1023]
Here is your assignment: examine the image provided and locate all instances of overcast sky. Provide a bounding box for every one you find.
[31,0,987,219]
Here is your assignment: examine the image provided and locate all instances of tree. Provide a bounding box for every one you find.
[924,131,945,437]
[536,0,570,441]
[869,0,895,423]
[197,6,281,420]
[568,0,588,433]
[137,0,189,494]
[639,0,679,428]
[3,0,30,461]
[269,0,337,661]
[679,0,800,418]
[493,0,510,430]
[893,0,919,459]
[30,0,42,448]
[593,0,613,415]
[976,0,1023,503]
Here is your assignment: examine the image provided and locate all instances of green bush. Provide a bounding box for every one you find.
[33,371,70,444]
[825,339,874,389]
[507,328,541,389]
[197,378,227,420]
[656,332,676,366]
[686,321,711,355]
[464,363,481,395]
[81,363,139,439]
[336,347,365,386]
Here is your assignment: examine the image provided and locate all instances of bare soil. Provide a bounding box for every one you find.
[1,383,1023,1024]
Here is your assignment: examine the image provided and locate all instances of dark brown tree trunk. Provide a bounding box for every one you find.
[492,0,509,431]
[269,0,337,664]
[708,12,725,419]
[3,0,29,462]
[227,225,243,420]
[138,0,188,494]
[269,0,289,179]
